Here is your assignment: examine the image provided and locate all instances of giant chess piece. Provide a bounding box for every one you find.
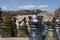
[11,18,17,37]
[45,17,59,40]
[23,17,29,37]
[0,8,2,38]
[0,8,2,28]
[42,19,49,40]
[55,19,60,39]
[1,17,13,37]
[16,17,29,37]
[29,15,42,40]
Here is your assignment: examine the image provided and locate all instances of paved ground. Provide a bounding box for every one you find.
[0,37,60,40]
[0,37,29,40]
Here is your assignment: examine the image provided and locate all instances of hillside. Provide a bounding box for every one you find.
[1,9,54,19]
[1,9,43,16]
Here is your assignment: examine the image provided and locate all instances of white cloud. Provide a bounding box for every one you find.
[9,9,13,11]
[2,6,8,10]
[38,5,48,8]
[18,5,48,9]
[2,6,14,11]
[1,5,48,11]
[19,5,36,9]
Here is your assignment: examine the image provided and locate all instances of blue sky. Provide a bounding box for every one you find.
[0,0,60,12]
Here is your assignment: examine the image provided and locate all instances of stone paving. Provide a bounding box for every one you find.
[0,37,60,40]
[0,37,29,40]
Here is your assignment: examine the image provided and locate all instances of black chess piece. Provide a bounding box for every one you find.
[55,19,60,39]
[29,15,42,40]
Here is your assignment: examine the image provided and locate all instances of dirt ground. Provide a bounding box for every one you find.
[0,37,29,40]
